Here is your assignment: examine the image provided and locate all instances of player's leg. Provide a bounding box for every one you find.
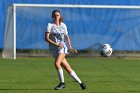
[54,53,66,70]
[54,53,66,90]
[61,58,86,90]
[61,58,72,74]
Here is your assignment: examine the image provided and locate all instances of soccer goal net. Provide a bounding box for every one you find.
[3,4,140,59]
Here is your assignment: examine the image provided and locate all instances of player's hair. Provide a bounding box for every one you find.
[51,10,63,22]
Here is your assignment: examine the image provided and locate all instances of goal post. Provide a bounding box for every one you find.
[2,5,14,59]
[3,4,140,59]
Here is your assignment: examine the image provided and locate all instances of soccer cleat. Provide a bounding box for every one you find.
[80,82,86,90]
[54,82,65,90]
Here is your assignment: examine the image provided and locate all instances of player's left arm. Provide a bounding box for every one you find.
[65,34,77,53]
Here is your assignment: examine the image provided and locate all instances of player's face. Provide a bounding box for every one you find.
[53,12,61,21]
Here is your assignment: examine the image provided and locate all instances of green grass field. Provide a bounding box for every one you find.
[0,57,140,93]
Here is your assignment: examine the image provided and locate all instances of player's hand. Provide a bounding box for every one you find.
[69,47,77,53]
[57,44,64,48]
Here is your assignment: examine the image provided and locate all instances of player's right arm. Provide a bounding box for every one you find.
[45,32,64,48]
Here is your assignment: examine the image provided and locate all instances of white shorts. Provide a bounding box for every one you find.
[50,47,68,58]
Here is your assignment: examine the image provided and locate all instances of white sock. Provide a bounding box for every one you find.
[70,70,82,84]
[57,68,64,83]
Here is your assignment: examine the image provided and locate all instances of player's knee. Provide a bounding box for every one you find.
[55,62,61,68]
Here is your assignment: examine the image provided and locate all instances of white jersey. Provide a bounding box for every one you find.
[46,22,68,57]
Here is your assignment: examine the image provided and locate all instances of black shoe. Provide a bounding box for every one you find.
[54,82,65,90]
[80,82,86,90]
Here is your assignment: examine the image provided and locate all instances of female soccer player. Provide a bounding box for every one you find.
[45,10,86,90]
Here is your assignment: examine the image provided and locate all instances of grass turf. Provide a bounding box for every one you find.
[0,57,139,93]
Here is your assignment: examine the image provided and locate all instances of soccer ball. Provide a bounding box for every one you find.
[99,44,113,57]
